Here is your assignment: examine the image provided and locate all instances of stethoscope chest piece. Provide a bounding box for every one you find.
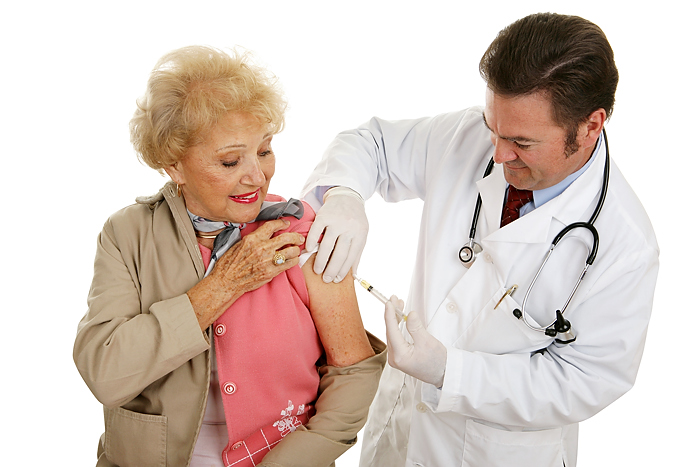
[459,240,483,268]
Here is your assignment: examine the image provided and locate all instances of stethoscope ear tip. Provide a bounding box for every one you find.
[554,310,571,332]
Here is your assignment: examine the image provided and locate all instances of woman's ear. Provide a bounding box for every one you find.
[163,161,185,185]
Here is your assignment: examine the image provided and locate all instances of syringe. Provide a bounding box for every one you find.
[353,274,408,321]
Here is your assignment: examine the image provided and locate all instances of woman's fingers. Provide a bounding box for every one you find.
[271,232,306,252]
[210,219,307,293]
[242,218,306,249]
[249,218,292,240]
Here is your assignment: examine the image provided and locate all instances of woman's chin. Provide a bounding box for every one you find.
[226,201,264,224]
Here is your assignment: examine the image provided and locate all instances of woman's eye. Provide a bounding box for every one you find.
[222,160,239,167]
[258,150,272,157]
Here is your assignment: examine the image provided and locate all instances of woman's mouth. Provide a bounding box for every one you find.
[229,190,260,204]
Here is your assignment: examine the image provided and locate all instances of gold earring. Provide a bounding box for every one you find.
[176,184,182,197]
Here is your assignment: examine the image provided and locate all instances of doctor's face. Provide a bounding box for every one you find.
[483,89,598,191]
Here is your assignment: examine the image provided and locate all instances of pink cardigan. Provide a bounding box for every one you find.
[200,196,323,466]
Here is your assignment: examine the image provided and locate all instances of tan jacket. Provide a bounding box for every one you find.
[74,182,386,467]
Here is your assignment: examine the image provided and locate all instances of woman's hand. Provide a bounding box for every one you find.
[188,218,306,330]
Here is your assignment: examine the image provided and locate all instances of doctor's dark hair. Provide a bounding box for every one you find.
[479,13,618,154]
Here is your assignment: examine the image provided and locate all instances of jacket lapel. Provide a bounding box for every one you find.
[162,182,207,279]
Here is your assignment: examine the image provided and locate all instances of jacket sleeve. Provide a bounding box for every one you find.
[422,244,659,428]
[73,215,209,408]
[259,333,387,467]
[301,109,474,205]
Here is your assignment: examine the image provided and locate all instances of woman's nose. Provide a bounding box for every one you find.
[241,157,266,186]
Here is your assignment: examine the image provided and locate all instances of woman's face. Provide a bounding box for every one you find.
[165,111,276,224]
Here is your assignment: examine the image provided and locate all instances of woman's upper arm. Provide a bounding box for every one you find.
[302,254,374,367]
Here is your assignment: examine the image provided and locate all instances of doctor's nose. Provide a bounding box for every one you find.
[492,139,518,164]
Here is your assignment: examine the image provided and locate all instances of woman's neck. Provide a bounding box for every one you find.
[196,228,224,250]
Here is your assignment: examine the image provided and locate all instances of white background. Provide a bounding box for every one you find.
[1,1,697,465]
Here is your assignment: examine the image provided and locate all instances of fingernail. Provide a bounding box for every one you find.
[333,276,342,283]
[323,275,333,283]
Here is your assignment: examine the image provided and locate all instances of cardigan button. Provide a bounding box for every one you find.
[232,441,243,450]
[214,323,226,336]
[222,382,237,395]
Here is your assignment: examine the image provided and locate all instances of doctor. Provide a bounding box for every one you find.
[301,13,659,467]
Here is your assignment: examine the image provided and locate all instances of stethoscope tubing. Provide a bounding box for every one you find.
[552,222,599,265]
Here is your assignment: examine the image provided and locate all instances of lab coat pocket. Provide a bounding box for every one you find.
[453,287,553,354]
[462,419,563,467]
[104,406,167,467]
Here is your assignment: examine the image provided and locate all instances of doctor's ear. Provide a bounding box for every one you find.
[580,108,606,147]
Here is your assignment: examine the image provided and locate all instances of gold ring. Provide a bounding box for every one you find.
[272,252,286,266]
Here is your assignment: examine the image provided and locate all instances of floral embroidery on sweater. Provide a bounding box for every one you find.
[273,400,307,436]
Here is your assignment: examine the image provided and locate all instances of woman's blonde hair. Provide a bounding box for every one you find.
[130,46,287,171]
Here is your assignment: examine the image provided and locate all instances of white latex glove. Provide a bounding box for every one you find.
[306,187,368,283]
[384,295,447,387]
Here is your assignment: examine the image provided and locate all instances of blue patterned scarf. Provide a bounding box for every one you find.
[187,198,304,276]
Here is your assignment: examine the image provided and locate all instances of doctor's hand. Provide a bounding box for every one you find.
[384,296,447,388]
[307,187,368,283]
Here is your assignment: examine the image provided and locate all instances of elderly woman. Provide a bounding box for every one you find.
[73,46,386,467]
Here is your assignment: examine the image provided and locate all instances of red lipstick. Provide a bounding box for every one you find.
[229,190,260,204]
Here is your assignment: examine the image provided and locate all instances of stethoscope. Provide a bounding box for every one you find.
[458,129,610,345]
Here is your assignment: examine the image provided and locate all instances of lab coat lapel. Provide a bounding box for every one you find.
[487,200,558,244]
[475,162,507,235]
[475,141,608,246]
[475,163,553,245]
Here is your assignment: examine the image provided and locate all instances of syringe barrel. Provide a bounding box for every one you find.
[370,287,390,304]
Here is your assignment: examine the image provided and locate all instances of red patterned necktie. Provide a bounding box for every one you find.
[500,185,534,227]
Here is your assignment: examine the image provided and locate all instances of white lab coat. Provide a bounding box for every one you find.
[302,108,659,467]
